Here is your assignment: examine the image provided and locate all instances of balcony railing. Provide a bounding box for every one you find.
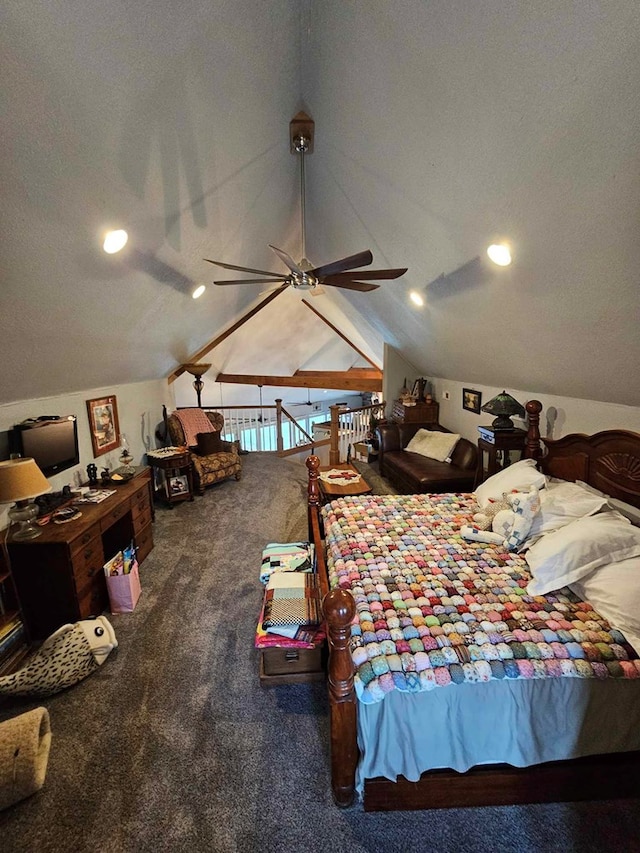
[194,398,385,464]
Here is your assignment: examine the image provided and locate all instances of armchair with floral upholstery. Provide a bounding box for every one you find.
[163,407,241,495]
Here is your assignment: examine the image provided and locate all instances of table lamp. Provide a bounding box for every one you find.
[0,458,52,540]
[480,391,525,431]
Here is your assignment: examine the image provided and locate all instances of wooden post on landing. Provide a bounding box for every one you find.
[329,404,340,465]
[275,398,283,454]
[524,399,543,461]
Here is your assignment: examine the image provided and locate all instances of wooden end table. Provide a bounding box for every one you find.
[474,428,527,488]
[148,451,194,507]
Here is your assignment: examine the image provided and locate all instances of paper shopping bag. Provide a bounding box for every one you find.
[106,560,141,614]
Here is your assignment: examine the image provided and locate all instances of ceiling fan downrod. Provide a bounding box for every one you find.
[294,133,311,271]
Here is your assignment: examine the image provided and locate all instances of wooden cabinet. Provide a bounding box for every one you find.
[7,468,154,640]
[391,399,440,424]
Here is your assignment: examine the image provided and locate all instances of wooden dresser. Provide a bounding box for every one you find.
[8,467,154,639]
[391,399,440,424]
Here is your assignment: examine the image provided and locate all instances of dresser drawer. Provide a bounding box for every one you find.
[132,506,152,535]
[77,578,108,619]
[71,537,105,590]
[100,499,129,532]
[135,523,153,564]
[69,523,102,556]
[131,485,151,518]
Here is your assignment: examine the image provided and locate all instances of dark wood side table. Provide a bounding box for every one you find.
[148,451,194,507]
[474,428,527,488]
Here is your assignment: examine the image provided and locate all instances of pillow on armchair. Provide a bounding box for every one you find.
[196,432,222,455]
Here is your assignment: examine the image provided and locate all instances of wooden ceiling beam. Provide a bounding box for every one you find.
[167,286,287,384]
[294,369,382,382]
[301,300,380,370]
[215,371,383,392]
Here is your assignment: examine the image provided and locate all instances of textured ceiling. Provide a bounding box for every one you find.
[1,0,639,408]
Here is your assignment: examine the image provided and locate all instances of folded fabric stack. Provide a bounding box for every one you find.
[255,572,325,650]
[259,541,314,584]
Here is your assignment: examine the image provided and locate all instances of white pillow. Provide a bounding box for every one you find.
[527,480,610,541]
[526,512,640,595]
[405,429,460,463]
[570,556,640,654]
[474,459,546,509]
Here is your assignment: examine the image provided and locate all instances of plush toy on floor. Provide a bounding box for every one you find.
[0,707,52,811]
[0,616,118,698]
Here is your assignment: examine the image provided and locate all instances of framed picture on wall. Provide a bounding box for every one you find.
[87,395,120,457]
[462,388,482,414]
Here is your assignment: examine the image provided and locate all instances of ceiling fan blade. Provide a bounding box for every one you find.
[311,250,373,278]
[269,245,304,274]
[321,278,379,292]
[322,267,408,282]
[214,277,289,286]
[204,258,284,278]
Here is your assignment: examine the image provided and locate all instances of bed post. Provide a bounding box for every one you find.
[307,454,358,806]
[524,399,543,462]
[323,588,358,808]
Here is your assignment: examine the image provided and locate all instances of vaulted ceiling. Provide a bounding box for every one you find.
[2,1,639,408]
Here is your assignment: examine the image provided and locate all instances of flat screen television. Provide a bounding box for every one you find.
[10,416,80,478]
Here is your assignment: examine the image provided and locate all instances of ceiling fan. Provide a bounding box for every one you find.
[204,112,408,295]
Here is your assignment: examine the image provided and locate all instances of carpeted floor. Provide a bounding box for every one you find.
[1,453,640,853]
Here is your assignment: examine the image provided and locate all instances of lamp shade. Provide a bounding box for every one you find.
[0,458,51,504]
[481,391,525,430]
[183,363,211,378]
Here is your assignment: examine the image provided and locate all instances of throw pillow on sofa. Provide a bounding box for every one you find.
[405,429,461,463]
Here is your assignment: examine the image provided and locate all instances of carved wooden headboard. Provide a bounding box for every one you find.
[541,430,640,510]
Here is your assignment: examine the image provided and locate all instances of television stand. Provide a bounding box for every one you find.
[7,467,154,640]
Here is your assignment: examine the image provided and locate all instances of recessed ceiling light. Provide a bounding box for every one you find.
[192,284,206,299]
[103,229,128,254]
[487,243,512,266]
[409,290,424,307]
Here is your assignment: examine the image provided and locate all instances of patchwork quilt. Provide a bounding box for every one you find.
[322,493,640,704]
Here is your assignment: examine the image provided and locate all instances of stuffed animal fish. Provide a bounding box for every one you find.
[0,616,118,698]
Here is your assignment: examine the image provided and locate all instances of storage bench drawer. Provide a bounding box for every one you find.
[260,645,324,682]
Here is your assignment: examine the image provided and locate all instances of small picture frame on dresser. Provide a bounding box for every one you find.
[463,388,482,414]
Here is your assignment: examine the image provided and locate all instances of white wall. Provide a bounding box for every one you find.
[431,378,640,443]
[0,379,170,528]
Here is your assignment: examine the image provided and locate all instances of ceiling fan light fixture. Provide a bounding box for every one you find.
[487,243,512,266]
[192,284,206,299]
[409,290,424,307]
[103,229,128,254]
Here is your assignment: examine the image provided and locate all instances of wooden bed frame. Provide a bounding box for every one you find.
[306,400,640,810]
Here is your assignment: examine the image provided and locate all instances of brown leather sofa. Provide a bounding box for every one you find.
[376,422,477,494]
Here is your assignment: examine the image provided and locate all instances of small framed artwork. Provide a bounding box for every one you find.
[167,475,189,496]
[462,388,482,414]
[87,395,120,457]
